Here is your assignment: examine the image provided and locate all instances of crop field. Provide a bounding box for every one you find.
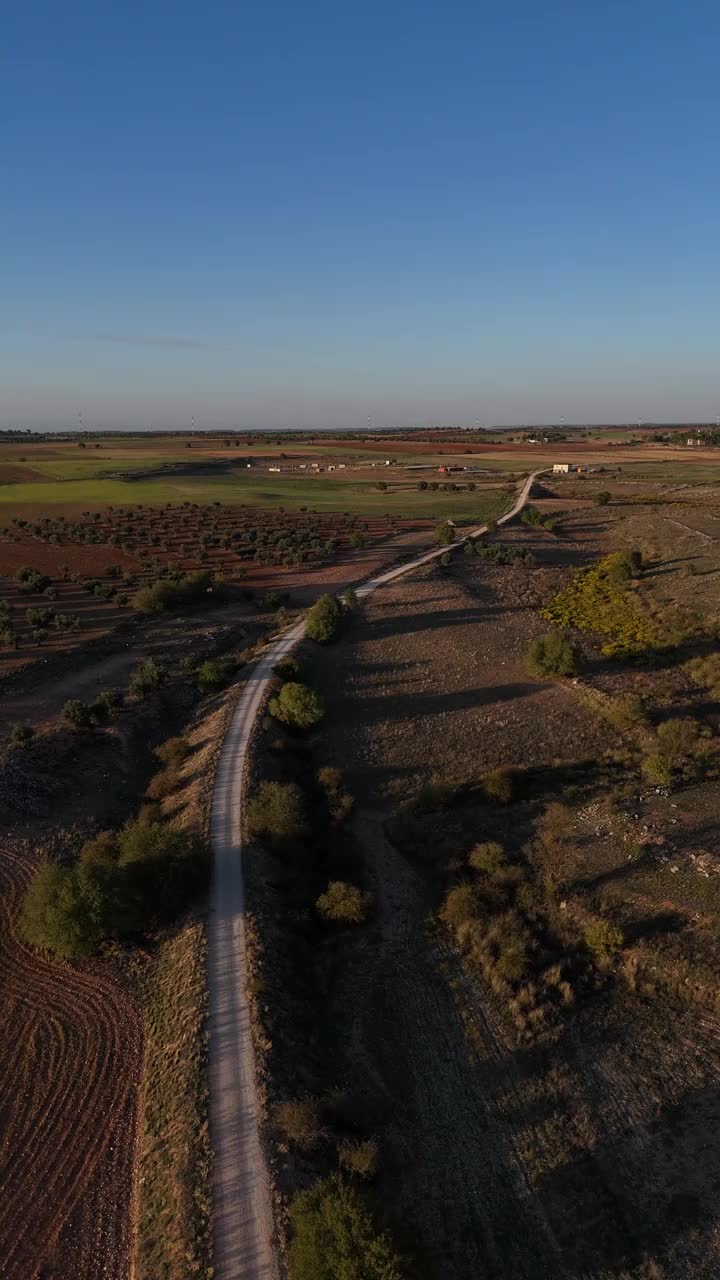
[247,483,720,1280]
[0,502,449,674]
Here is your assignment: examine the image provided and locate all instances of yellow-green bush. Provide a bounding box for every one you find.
[542,553,655,658]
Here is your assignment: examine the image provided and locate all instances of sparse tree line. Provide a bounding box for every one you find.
[243,608,409,1278]
[1,503,385,575]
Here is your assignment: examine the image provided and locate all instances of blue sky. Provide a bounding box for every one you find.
[2,0,720,429]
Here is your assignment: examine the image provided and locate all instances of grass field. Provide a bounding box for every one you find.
[0,471,513,520]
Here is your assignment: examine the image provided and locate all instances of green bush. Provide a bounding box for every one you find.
[306,593,342,643]
[526,629,581,678]
[343,588,359,611]
[316,881,372,925]
[246,781,307,845]
[20,817,209,958]
[19,862,110,958]
[642,752,673,786]
[585,919,623,958]
[11,722,35,747]
[129,657,166,697]
[593,490,611,505]
[485,517,498,534]
[287,1175,404,1280]
[132,571,219,614]
[433,521,455,545]
[197,658,232,692]
[63,698,95,730]
[542,553,653,658]
[269,681,325,728]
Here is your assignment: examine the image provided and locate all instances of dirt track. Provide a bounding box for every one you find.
[0,842,142,1280]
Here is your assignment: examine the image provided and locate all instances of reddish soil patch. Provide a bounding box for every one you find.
[0,509,435,674]
[0,840,142,1280]
[0,465,47,484]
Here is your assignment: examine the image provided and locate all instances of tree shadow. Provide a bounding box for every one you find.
[535,1082,720,1276]
[623,910,686,944]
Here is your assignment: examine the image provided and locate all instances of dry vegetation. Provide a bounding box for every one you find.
[0,618,246,1278]
[246,483,720,1279]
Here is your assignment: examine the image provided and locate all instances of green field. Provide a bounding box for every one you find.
[0,470,513,522]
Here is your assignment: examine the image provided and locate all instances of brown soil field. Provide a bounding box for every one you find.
[0,464,48,484]
[0,666,232,1279]
[0,508,434,675]
[0,836,142,1280]
[251,498,720,1279]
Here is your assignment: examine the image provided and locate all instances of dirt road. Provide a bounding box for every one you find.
[206,473,541,1279]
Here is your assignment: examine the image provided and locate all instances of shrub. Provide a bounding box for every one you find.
[318,765,343,792]
[594,490,611,505]
[433,521,455,545]
[132,570,218,614]
[468,841,506,875]
[316,881,372,925]
[154,736,188,769]
[16,566,51,593]
[11,723,35,747]
[63,698,95,730]
[129,657,165,697]
[275,1097,323,1149]
[542,553,653,658]
[411,780,456,813]
[485,517,498,534]
[600,693,648,734]
[439,883,479,931]
[338,1139,380,1180]
[273,655,300,681]
[19,862,110,958]
[306,594,342,643]
[642,753,673,786]
[96,687,123,713]
[585,919,623,958]
[686,653,720,701]
[197,658,232,692]
[655,717,699,765]
[287,1175,404,1280]
[246,781,306,845]
[343,588,359,611]
[269,681,324,728]
[526,629,582,678]
[483,766,516,804]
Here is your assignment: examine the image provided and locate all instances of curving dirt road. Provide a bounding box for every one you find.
[207,472,542,1280]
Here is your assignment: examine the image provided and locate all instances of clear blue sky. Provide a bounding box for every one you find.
[2,0,719,430]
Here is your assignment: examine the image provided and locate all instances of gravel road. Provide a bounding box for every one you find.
[206,472,541,1279]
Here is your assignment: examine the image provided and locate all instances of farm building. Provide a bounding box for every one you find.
[552,463,577,474]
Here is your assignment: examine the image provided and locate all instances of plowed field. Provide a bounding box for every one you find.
[0,842,142,1280]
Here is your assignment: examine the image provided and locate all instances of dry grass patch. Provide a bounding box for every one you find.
[136,920,212,1280]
